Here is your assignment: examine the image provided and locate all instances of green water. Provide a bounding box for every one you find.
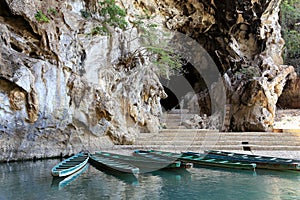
[0,159,299,200]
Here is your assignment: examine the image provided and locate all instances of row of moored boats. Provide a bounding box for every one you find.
[51,149,300,185]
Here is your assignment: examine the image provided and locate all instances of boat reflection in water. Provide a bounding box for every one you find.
[0,159,300,199]
[90,163,139,185]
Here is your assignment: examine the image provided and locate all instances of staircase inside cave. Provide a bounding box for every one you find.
[159,109,197,129]
[130,109,300,152]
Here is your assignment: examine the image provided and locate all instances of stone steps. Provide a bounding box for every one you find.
[135,140,300,146]
[138,134,300,138]
[152,129,217,133]
[133,110,300,151]
[166,109,190,114]
[160,109,197,129]
[112,145,300,151]
[139,131,300,137]
[162,122,183,127]
[134,129,300,151]
[138,137,300,142]
[161,114,196,120]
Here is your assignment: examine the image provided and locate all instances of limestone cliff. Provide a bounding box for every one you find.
[0,0,166,161]
[277,77,300,109]
[0,0,295,161]
[143,0,295,131]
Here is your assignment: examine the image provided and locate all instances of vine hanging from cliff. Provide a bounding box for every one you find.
[117,12,184,79]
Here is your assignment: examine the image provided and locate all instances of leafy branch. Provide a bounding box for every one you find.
[86,2,183,78]
[89,0,128,35]
[117,12,183,78]
[99,0,128,30]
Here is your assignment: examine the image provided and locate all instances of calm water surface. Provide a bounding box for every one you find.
[0,159,300,200]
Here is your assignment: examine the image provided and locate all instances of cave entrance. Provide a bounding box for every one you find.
[160,86,180,111]
[160,62,211,114]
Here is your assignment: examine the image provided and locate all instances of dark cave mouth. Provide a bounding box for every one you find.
[160,63,211,114]
[160,86,180,112]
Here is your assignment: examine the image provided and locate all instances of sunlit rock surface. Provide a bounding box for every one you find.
[0,0,295,161]
[0,0,165,161]
[142,0,296,131]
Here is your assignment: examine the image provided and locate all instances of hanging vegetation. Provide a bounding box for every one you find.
[281,0,300,74]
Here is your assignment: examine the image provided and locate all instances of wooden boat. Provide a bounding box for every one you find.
[51,163,89,190]
[90,161,139,185]
[95,151,182,172]
[203,150,300,171]
[137,150,256,170]
[133,150,192,169]
[51,153,89,177]
[89,153,139,174]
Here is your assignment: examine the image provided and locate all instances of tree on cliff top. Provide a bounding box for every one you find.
[281,0,300,74]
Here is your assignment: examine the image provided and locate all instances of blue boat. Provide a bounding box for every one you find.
[51,153,89,177]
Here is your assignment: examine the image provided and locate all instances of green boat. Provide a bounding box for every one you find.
[89,153,139,174]
[95,151,182,173]
[203,150,300,171]
[137,150,256,171]
[51,153,89,177]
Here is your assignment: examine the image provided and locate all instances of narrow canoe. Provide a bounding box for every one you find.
[51,163,89,190]
[95,151,181,172]
[203,150,300,171]
[51,153,89,177]
[133,150,182,169]
[139,150,256,170]
[89,153,139,174]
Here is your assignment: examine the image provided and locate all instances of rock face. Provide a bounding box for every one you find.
[0,0,166,161]
[0,0,295,161]
[277,77,300,109]
[143,0,296,131]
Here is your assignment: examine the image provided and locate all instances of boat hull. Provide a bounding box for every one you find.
[203,150,300,171]
[139,150,256,171]
[95,151,181,172]
[133,150,183,169]
[89,154,139,174]
[51,163,89,190]
[51,153,89,177]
